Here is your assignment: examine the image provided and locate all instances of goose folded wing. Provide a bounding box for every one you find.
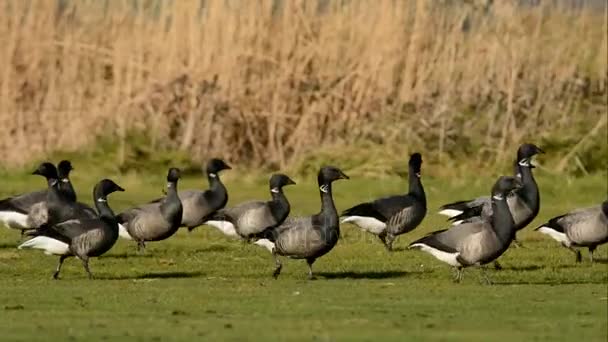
[0,190,47,214]
[342,195,415,222]
[546,206,599,231]
[413,221,486,252]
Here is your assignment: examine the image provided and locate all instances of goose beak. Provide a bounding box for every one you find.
[116,186,125,192]
[224,164,232,170]
[31,170,41,176]
[286,178,296,185]
[339,171,350,180]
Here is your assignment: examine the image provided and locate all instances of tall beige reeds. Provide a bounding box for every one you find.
[0,0,605,172]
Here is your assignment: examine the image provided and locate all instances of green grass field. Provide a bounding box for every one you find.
[0,169,606,341]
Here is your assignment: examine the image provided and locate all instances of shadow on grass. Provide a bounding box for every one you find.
[493,279,608,286]
[500,265,544,272]
[316,270,414,279]
[104,252,156,259]
[105,271,204,280]
[591,258,608,264]
[190,245,231,253]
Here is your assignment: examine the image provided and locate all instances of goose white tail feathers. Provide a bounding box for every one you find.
[18,236,69,255]
[253,239,275,253]
[0,211,30,230]
[118,223,133,240]
[536,226,569,245]
[409,243,462,267]
[205,220,240,238]
[438,209,463,218]
[341,216,386,235]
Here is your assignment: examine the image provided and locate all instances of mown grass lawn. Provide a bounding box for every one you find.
[0,169,606,341]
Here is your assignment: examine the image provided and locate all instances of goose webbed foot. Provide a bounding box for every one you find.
[575,250,582,263]
[272,251,282,279]
[306,259,316,280]
[452,267,464,283]
[53,255,68,280]
[136,241,146,254]
[493,261,503,270]
[512,239,524,248]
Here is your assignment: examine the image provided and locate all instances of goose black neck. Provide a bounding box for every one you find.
[208,173,228,203]
[268,189,290,222]
[161,180,181,216]
[408,166,426,204]
[58,179,77,202]
[517,163,539,212]
[318,182,338,227]
[491,194,515,242]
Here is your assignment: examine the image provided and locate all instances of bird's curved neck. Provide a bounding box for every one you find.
[94,196,116,220]
[516,162,539,210]
[408,166,425,203]
[268,188,290,221]
[58,178,77,202]
[318,182,338,221]
[208,173,227,199]
[491,194,515,242]
[161,181,181,215]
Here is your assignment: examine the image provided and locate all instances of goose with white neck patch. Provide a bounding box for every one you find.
[117,168,183,251]
[254,166,348,279]
[19,179,124,279]
[536,200,608,263]
[409,176,522,284]
[341,153,426,251]
[205,173,296,251]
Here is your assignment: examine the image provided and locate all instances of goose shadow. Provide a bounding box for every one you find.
[104,252,156,259]
[500,265,544,272]
[491,279,608,286]
[315,270,414,279]
[104,271,204,280]
[591,258,608,264]
[190,245,231,253]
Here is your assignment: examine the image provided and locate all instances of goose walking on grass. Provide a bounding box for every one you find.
[117,168,183,251]
[438,144,543,242]
[253,166,349,279]
[341,153,426,251]
[18,179,124,279]
[205,173,296,252]
[169,158,231,233]
[0,160,75,232]
[409,176,522,284]
[536,200,608,263]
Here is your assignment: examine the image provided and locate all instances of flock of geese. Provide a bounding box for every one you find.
[1,143,606,283]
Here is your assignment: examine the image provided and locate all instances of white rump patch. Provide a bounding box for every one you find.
[341,216,386,235]
[253,239,275,253]
[410,243,462,267]
[118,223,133,240]
[438,209,463,218]
[18,236,69,255]
[451,220,464,226]
[205,220,240,238]
[537,227,569,245]
[0,211,30,230]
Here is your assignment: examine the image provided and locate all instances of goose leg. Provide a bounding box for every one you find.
[588,246,596,263]
[384,233,396,252]
[81,257,94,279]
[452,267,464,283]
[53,255,68,280]
[272,250,282,279]
[561,242,581,263]
[306,258,316,280]
[378,232,388,248]
[493,261,503,270]
[512,238,524,248]
[137,240,146,253]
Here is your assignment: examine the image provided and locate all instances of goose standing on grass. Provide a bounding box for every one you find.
[18,179,124,279]
[253,166,349,279]
[341,153,426,251]
[536,200,608,263]
[0,160,75,232]
[438,144,543,239]
[172,158,231,232]
[409,176,522,284]
[205,174,296,251]
[117,168,183,251]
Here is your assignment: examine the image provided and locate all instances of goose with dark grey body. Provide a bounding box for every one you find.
[0,160,77,231]
[438,160,521,220]
[205,174,295,251]
[117,168,183,251]
[438,144,543,237]
[152,159,230,233]
[341,153,426,251]
[18,179,124,279]
[409,176,522,283]
[536,200,608,262]
[253,166,348,279]
[31,163,97,229]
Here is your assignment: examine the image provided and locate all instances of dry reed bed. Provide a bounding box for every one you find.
[0,0,605,172]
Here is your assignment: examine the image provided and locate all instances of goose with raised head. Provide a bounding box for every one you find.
[167,159,231,232]
[438,144,543,239]
[254,166,349,279]
[409,176,522,284]
[19,179,124,279]
[536,200,608,263]
[341,153,426,251]
[206,174,295,251]
[117,168,183,251]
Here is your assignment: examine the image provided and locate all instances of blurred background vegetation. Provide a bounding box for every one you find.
[0,0,605,178]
